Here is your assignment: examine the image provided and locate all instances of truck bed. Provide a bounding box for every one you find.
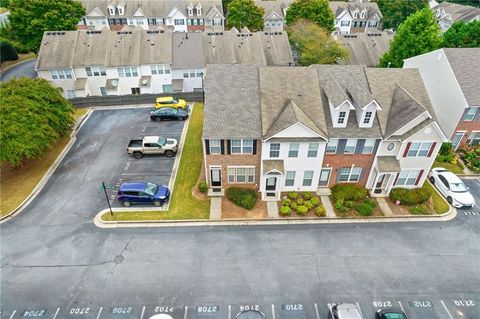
[127,139,143,148]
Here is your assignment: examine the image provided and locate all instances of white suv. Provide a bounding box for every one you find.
[328,304,363,319]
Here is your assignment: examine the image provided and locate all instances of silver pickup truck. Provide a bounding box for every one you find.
[127,136,178,159]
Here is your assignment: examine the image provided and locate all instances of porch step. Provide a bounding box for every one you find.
[316,188,331,196]
[208,188,224,197]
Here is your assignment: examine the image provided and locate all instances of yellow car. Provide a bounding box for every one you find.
[155,97,187,109]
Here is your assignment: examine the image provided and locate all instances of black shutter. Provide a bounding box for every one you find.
[252,139,257,154]
[373,139,380,154]
[227,140,231,154]
[355,139,365,154]
[220,139,225,154]
[337,139,347,154]
[205,139,210,155]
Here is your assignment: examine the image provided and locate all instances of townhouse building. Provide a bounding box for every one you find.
[35,27,293,99]
[329,0,382,34]
[203,64,447,201]
[404,48,480,149]
[254,0,292,32]
[78,0,225,32]
[430,1,480,32]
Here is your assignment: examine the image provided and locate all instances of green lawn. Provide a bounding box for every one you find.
[102,103,210,221]
[424,181,450,214]
[432,160,464,174]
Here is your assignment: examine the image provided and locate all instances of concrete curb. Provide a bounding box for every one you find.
[0,57,36,76]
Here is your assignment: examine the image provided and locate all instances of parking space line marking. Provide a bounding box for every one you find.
[184,306,188,319]
[140,306,145,319]
[228,305,231,319]
[398,301,405,313]
[96,307,103,319]
[314,303,320,319]
[271,304,275,319]
[440,300,454,319]
[8,310,16,319]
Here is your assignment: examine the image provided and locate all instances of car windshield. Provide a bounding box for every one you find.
[144,182,158,196]
[450,182,468,192]
[382,313,406,319]
[157,137,167,146]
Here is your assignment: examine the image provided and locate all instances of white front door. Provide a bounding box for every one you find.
[318,168,331,187]
[452,131,465,150]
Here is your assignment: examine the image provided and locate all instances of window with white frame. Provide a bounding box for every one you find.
[108,7,114,15]
[302,171,314,186]
[338,111,347,124]
[183,68,203,78]
[353,10,358,18]
[85,66,106,77]
[188,8,193,16]
[395,170,420,186]
[339,167,362,182]
[228,167,255,183]
[307,143,319,157]
[174,19,185,25]
[66,90,76,99]
[363,111,373,125]
[326,139,338,154]
[407,142,433,157]
[464,107,477,121]
[467,132,480,146]
[136,18,144,25]
[209,139,221,154]
[49,69,73,80]
[285,171,295,186]
[269,143,280,158]
[117,67,138,77]
[231,139,253,154]
[368,20,377,27]
[288,143,299,157]
[360,10,366,18]
[362,139,376,154]
[344,139,357,154]
[151,64,171,75]
[196,7,202,15]
[340,20,350,26]
[213,18,222,26]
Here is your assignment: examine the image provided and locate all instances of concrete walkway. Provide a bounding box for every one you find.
[376,197,394,217]
[320,196,336,218]
[267,201,279,218]
[210,197,222,219]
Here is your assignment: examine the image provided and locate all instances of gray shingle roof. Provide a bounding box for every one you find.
[203,64,262,139]
[36,31,78,70]
[432,2,480,22]
[377,156,400,172]
[172,32,204,68]
[443,48,480,106]
[329,1,382,20]
[263,160,284,174]
[255,0,292,19]
[337,32,394,67]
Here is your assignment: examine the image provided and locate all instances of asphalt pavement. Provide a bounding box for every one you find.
[1,108,479,319]
[0,58,37,82]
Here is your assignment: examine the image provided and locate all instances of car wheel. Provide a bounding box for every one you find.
[183,116,188,121]
[429,176,435,184]
[153,200,162,207]
[177,116,183,121]
[122,201,131,207]
[133,151,143,159]
[447,196,453,204]
[153,116,161,122]
[165,150,174,157]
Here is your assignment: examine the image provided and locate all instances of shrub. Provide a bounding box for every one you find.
[296,198,304,206]
[198,181,207,193]
[290,202,298,211]
[296,205,308,216]
[334,199,344,209]
[355,202,374,216]
[409,205,427,215]
[344,200,355,208]
[331,184,368,202]
[304,200,313,210]
[288,192,299,200]
[389,185,432,206]
[282,198,291,207]
[311,196,320,207]
[226,187,257,210]
[315,205,326,217]
[364,199,377,209]
[303,192,312,200]
[0,39,18,63]
[279,205,292,216]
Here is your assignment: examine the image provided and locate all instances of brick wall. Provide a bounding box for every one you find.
[454,117,480,148]
[187,25,205,32]
[323,153,376,187]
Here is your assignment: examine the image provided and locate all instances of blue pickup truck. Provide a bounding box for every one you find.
[116,181,169,207]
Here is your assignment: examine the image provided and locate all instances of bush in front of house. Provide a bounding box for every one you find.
[389,185,432,206]
[331,184,368,202]
[355,202,374,216]
[296,198,304,206]
[226,187,257,210]
[282,198,291,207]
[198,181,207,193]
[290,202,298,211]
[311,196,320,207]
[288,192,299,200]
[279,205,292,216]
[296,205,308,216]
[409,205,428,215]
[315,205,326,217]
[364,199,377,209]
[303,192,312,200]
[0,39,18,63]
[304,200,314,210]
[344,200,356,209]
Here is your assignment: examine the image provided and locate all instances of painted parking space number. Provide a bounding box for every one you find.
[22,310,46,317]
[69,308,90,315]
[239,305,260,312]
[196,306,219,313]
[410,301,432,308]
[373,301,393,308]
[154,307,174,313]
[111,307,133,314]
[454,300,475,307]
[282,304,303,311]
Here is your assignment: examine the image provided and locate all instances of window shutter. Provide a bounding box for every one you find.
[220,139,225,154]
[205,139,210,155]
[393,172,399,186]
[358,167,364,182]
[337,139,347,154]
[427,142,437,157]
[227,140,231,155]
[336,168,341,183]
[403,142,411,157]
[415,169,424,186]
[355,139,365,154]
[373,139,380,154]
[252,139,257,155]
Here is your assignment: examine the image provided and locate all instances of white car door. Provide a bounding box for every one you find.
[438,175,450,197]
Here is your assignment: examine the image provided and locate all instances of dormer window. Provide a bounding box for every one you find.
[118,6,124,15]
[338,111,347,124]
[352,10,358,18]
[360,9,366,19]
[196,7,202,15]
[108,7,115,15]
[188,8,193,16]
[363,111,373,125]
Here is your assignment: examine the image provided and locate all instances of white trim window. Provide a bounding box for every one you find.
[395,170,420,186]
[285,171,295,186]
[228,167,255,183]
[174,19,185,25]
[118,67,138,77]
[231,139,253,154]
[269,143,280,158]
[362,139,376,154]
[183,68,203,78]
[302,171,314,186]
[337,111,347,124]
[85,66,106,77]
[368,20,377,27]
[363,111,373,125]
[467,132,480,146]
[49,69,73,80]
[339,167,362,182]
[464,107,477,121]
[407,142,432,157]
[196,7,202,15]
[326,139,338,154]
[288,143,299,157]
[188,8,193,16]
[151,64,171,75]
[307,143,319,158]
[209,139,221,154]
[66,90,76,99]
[344,139,357,154]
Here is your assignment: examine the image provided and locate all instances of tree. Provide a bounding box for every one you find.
[0,39,18,62]
[226,0,265,32]
[380,7,442,67]
[443,20,480,48]
[375,0,428,30]
[286,0,334,31]
[7,0,85,52]
[0,78,75,166]
[288,19,349,66]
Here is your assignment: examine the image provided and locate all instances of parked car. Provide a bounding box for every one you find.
[328,304,363,319]
[127,136,178,159]
[429,167,475,208]
[375,308,408,319]
[117,181,169,207]
[150,107,189,121]
[155,96,187,109]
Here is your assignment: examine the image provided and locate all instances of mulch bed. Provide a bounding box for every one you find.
[385,197,435,215]
[221,196,267,219]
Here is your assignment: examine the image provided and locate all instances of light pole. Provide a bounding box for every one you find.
[200,72,205,101]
